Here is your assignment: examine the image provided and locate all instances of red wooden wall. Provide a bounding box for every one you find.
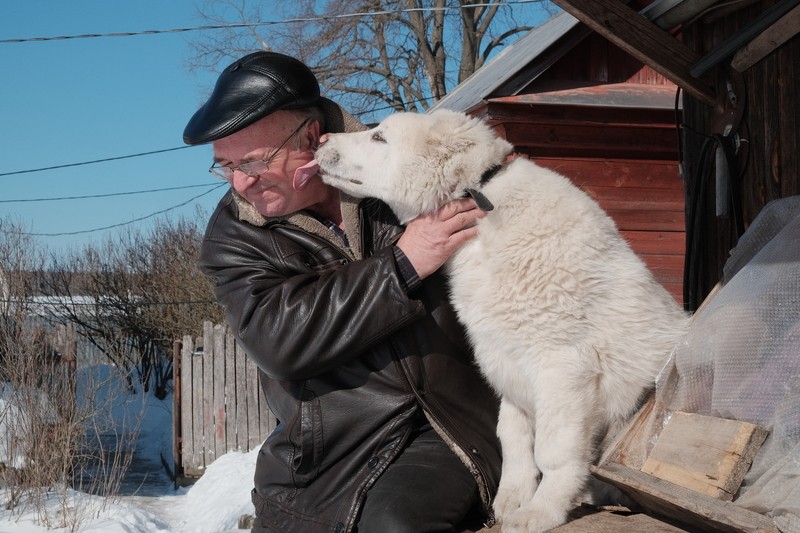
[477,32,686,304]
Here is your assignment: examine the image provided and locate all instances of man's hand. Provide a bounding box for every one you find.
[396,198,487,280]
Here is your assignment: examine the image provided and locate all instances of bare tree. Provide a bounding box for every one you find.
[189,0,550,119]
[41,210,223,399]
[0,219,137,531]
[0,219,50,382]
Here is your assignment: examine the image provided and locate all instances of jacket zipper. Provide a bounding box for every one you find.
[391,340,496,520]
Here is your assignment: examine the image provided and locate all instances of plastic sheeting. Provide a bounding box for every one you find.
[652,196,800,533]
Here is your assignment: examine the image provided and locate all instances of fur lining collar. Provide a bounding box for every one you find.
[231,190,364,260]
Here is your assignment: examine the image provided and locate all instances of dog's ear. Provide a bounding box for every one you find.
[430,109,513,162]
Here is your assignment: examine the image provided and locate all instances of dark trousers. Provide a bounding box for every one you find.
[355,418,480,533]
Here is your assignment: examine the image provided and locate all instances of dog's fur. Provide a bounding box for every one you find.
[315,109,688,532]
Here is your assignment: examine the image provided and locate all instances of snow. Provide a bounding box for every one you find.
[0,366,260,533]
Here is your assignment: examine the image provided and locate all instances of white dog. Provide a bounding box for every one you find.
[315,109,688,532]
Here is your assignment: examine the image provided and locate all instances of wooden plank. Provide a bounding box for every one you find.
[593,463,780,533]
[606,209,686,232]
[202,321,215,470]
[212,323,227,460]
[234,337,249,451]
[552,507,694,532]
[508,122,679,160]
[641,413,768,501]
[551,0,716,105]
[224,328,238,451]
[172,340,183,479]
[535,158,683,190]
[179,336,195,476]
[621,230,685,256]
[488,98,677,128]
[692,0,800,76]
[259,371,276,437]
[476,506,695,532]
[598,395,658,469]
[732,4,800,71]
[583,186,685,212]
[660,282,684,306]
[246,353,264,451]
[189,334,205,477]
[640,254,685,283]
[775,25,800,199]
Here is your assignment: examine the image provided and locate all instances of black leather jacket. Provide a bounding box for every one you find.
[199,190,501,533]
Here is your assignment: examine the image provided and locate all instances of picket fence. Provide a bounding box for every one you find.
[175,321,276,479]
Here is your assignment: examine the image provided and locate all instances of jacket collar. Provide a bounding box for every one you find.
[231,190,364,260]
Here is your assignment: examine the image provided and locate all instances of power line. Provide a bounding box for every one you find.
[18,183,227,237]
[0,183,220,204]
[0,3,533,176]
[0,146,193,178]
[0,101,429,179]
[0,1,541,44]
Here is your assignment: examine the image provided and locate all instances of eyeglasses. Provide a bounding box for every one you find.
[209,118,312,180]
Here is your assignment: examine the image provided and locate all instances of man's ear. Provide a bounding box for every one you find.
[304,119,321,149]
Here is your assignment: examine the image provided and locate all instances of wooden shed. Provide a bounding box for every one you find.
[435,0,800,312]
[434,11,687,305]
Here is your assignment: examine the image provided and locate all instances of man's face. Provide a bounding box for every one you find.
[211,112,325,217]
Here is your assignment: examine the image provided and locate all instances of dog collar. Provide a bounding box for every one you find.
[480,164,503,185]
[463,164,503,212]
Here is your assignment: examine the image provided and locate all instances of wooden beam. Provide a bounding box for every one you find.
[593,463,780,532]
[692,0,800,76]
[732,3,800,71]
[551,0,716,106]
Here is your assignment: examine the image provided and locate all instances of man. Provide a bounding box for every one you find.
[184,51,502,533]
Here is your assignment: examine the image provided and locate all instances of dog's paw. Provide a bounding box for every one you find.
[492,480,537,523]
[501,504,567,533]
[492,491,519,524]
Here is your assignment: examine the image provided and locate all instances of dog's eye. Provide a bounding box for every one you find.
[371,132,386,143]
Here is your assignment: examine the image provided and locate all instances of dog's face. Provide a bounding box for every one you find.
[315,109,512,223]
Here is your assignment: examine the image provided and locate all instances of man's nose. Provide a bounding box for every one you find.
[318,133,330,144]
[230,169,257,192]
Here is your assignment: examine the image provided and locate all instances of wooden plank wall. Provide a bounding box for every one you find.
[477,16,689,305]
[176,321,276,478]
[541,31,676,86]
[534,157,685,304]
[681,0,800,307]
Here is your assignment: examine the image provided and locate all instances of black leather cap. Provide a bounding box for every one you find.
[183,51,321,145]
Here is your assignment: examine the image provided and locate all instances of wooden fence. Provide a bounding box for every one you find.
[174,321,276,479]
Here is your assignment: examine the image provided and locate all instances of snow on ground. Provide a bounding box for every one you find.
[0,366,260,532]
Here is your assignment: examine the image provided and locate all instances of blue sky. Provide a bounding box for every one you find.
[1,1,227,257]
[1,1,554,258]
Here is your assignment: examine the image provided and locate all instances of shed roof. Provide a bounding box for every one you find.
[490,81,679,110]
[432,11,581,113]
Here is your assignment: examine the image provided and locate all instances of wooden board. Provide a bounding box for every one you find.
[474,506,695,532]
[535,158,683,190]
[606,209,685,232]
[593,463,780,533]
[552,506,694,532]
[732,4,800,72]
[620,230,685,256]
[641,412,768,501]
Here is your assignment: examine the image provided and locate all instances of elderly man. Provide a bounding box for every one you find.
[184,51,502,533]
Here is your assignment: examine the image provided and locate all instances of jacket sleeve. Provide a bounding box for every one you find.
[199,206,426,382]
